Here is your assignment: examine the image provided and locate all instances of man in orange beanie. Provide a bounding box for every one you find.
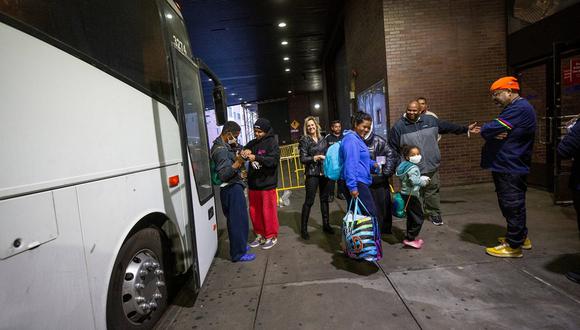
[480,76,536,258]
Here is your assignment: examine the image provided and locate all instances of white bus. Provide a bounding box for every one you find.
[0,1,220,328]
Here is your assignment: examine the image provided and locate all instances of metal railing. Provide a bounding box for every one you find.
[276,143,305,204]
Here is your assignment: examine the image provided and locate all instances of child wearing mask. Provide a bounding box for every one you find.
[395,145,431,249]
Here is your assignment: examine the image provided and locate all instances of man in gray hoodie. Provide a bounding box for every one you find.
[389,101,479,226]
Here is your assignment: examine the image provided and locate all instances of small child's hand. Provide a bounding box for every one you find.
[420,175,431,185]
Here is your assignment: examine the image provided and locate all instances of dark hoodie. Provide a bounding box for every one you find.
[244,131,280,190]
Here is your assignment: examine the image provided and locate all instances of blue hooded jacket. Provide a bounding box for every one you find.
[339,130,376,192]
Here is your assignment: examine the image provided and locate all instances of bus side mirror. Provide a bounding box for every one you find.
[213,85,227,125]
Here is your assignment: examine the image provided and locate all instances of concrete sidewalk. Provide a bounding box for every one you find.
[156,183,580,330]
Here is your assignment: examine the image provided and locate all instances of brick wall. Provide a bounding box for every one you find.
[382,0,507,186]
[344,0,387,99]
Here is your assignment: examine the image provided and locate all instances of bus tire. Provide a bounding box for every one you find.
[106,228,168,329]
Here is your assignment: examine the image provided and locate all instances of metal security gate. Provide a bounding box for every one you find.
[514,41,580,204]
[552,42,580,204]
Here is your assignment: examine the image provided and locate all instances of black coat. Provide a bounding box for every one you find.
[365,133,398,186]
[324,133,343,146]
[299,135,329,176]
[244,133,280,190]
[558,121,580,190]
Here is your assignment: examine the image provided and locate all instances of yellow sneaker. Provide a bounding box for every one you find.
[485,243,523,258]
[497,237,532,250]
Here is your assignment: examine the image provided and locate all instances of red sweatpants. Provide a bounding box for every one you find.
[248,189,279,239]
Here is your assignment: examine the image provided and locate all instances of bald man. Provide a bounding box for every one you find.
[389,101,479,226]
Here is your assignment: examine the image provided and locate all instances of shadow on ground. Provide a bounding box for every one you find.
[544,253,580,274]
[459,223,506,247]
[331,254,380,276]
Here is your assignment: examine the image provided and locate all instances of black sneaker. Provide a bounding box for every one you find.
[336,193,346,200]
[566,271,580,284]
[328,195,335,203]
[431,215,443,226]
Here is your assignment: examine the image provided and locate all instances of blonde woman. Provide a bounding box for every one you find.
[298,116,333,240]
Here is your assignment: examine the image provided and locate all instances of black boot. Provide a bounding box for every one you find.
[301,204,310,240]
[321,202,334,234]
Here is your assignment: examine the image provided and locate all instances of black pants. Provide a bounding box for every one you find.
[370,184,393,233]
[573,189,580,232]
[328,179,346,197]
[401,194,423,240]
[301,175,330,225]
[492,172,528,248]
[344,182,377,219]
[328,180,336,197]
[220,183,250,261]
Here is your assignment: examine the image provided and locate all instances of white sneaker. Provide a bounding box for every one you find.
[249,235,265,248]
[261,237,278,250]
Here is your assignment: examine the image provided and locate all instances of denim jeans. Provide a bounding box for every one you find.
[492,172,528,248]
[220,183,250,261]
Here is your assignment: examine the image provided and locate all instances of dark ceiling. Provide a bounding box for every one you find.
[180,0,341,107]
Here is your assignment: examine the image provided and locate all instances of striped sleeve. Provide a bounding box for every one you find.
[495,118,513,130]
[481,116,513,141]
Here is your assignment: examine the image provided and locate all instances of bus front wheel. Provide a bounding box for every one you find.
[106,228,168,329]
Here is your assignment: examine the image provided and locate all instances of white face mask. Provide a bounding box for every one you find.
[227,133,238,145]
[409,155,422,164]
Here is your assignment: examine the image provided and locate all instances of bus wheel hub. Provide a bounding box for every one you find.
[121,250,165,323]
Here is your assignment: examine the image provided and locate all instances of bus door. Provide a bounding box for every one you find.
[170,45,218,291]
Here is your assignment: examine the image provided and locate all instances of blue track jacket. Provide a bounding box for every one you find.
[480,97,536,174]
[340,130,376,192]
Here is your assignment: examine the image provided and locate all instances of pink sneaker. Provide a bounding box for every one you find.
[403,238,424,249]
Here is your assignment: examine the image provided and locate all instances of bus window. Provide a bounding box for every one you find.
[175,57,213,203]
[0,0,172,104]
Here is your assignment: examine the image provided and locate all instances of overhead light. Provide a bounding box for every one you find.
[288,90,292,94]
[208,78,212,82]
[285,68,290,72]
[281,40,288,45]
[166,13,173,19]
[238,97,243,101]
[314,103,321,109]
[278,22,287,28]
[230,92,236,96]
[283,57,290,61]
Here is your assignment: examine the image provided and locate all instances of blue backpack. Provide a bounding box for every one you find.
[323,141,342,180]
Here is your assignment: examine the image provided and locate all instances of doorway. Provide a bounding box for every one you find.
[514,42,580,204]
